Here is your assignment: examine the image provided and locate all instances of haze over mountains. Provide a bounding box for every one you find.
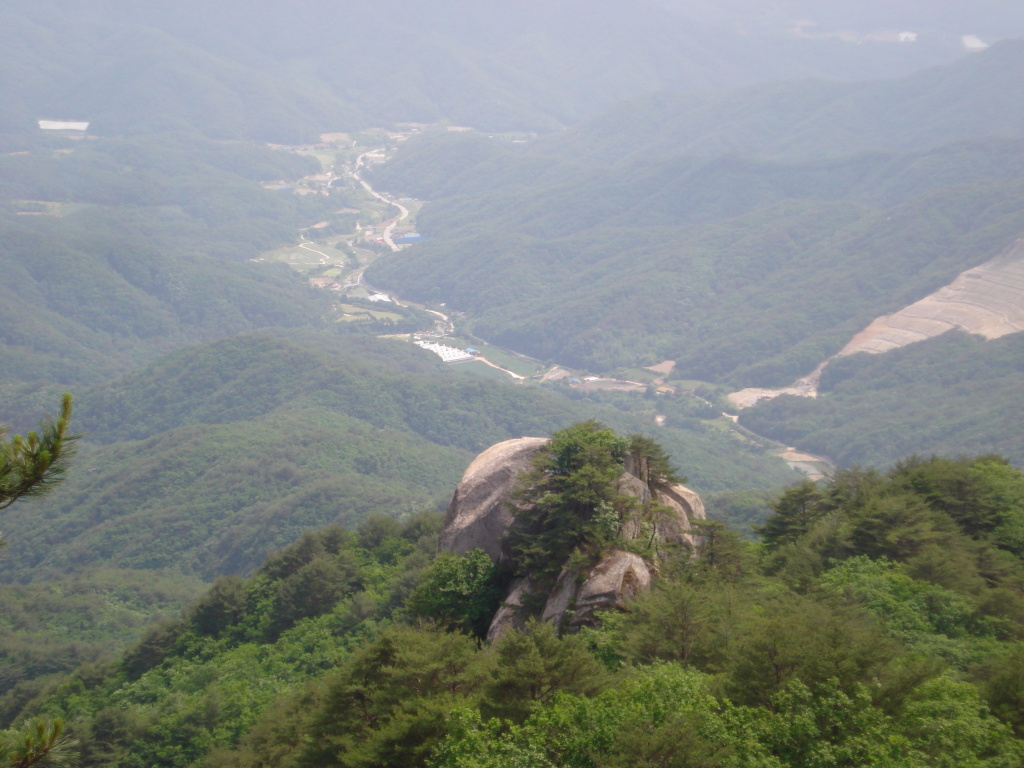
[0,0,1019,562]
[365,41,1024,466]
[550,38,1024,162]
[369,43,1024,367]
[0,0,1020,578]
[2,2,1024,766]
[4,0,1017,140]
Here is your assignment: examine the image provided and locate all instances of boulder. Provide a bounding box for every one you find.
[539,551,653,632]
[438,436,706,640]
[616,472,652,541]
[486,577,535,642]
[437,436,548,564]
[618,476,704,546]
[654,484,707,548]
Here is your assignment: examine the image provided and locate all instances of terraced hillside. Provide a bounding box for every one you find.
[729,236,1024,408]
[838,236,1024,355]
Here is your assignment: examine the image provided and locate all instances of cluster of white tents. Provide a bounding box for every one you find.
[414,341,474,363]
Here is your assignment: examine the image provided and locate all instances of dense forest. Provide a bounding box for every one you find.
[366,43,1024,379]
[368,137,1024,379]
[0,331,796,585]
[6,426,1023,767]
[0,133,335,386]
[1,3,1022,765]
[364,43,1024,466]
[738,331,1024,466]
[0,330,799,723]
[0,61,818,735]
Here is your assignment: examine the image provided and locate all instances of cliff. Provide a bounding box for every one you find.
[437,436,706,640]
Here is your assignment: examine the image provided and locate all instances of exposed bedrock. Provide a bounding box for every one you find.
[539,550,654,634]
[439,436,706,640]
[436,436,549,564]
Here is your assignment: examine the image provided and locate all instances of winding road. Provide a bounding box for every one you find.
[298,237,332,264]
[354,153,410,251]
[291,141,836,477]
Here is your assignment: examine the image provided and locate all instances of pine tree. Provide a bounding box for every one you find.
[505,421,632,583]
[0,396,79,768]
[0,393,79,513]
[0,719,76,768]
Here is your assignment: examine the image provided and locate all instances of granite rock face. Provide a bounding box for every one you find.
[654,484,706,549]
[485,576,534,643]
[436,437,549,564]
[539,551,653,633]
[438,437,706,640]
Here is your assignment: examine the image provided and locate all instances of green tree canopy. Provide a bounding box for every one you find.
[0,393,78,513]
[0,396,78,767]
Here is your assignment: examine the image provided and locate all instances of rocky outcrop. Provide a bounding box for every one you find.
[436,437,548,564]
[439,436,706,640]
[654,484,706,549]
[485,576,534,642]
[539,551,653,634]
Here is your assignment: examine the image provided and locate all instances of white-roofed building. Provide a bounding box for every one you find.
[38,120,90,132]
[414,341,474,363]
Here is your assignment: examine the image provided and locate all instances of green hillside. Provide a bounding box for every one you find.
[360,45,1024,470]
[12,440,1024,767]
[0,6,1022,764]
[544,39,1024,163]
[0,332,798,584]
[0,332,799,715]
[0,133,335,387]
[367,136,1024,382]
[739,331,1024,467]
[0,3,361,142]
[0,569,205,726]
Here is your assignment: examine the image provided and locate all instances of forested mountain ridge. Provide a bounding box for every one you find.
[0,0,983,141]
[739,330,1024,466]
[0,3,361,141]
[367,136,1024,379]
[545,38,1024,163]
[0,332,797,585]
[13,434,1024,768]
[0,134,333,387]
[361,42,1024,467]
[1,3,1022,764]
[360,39,1024,185]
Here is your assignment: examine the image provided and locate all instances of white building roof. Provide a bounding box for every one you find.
[414,341,473,363]
[38,120,90,131]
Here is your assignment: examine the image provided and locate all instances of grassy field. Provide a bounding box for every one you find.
[338,303,404,322]
[441,336,541,377]
[448,360,518,380]
[479,346,542,377]
[9,200,96,216]
[297,148,341,171]
[262,241,351,273]
[392,199,424,231]
[613,368,660,383]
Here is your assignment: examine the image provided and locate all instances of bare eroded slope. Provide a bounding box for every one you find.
[730,236,1024,408]
[837,237,1024,356]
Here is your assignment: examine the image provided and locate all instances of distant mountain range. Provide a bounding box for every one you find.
[365,42,1024,464]
[547,39,1024,162]
[2,6,1024,756]
[0,0,998,140]
[654,0,1024,39]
